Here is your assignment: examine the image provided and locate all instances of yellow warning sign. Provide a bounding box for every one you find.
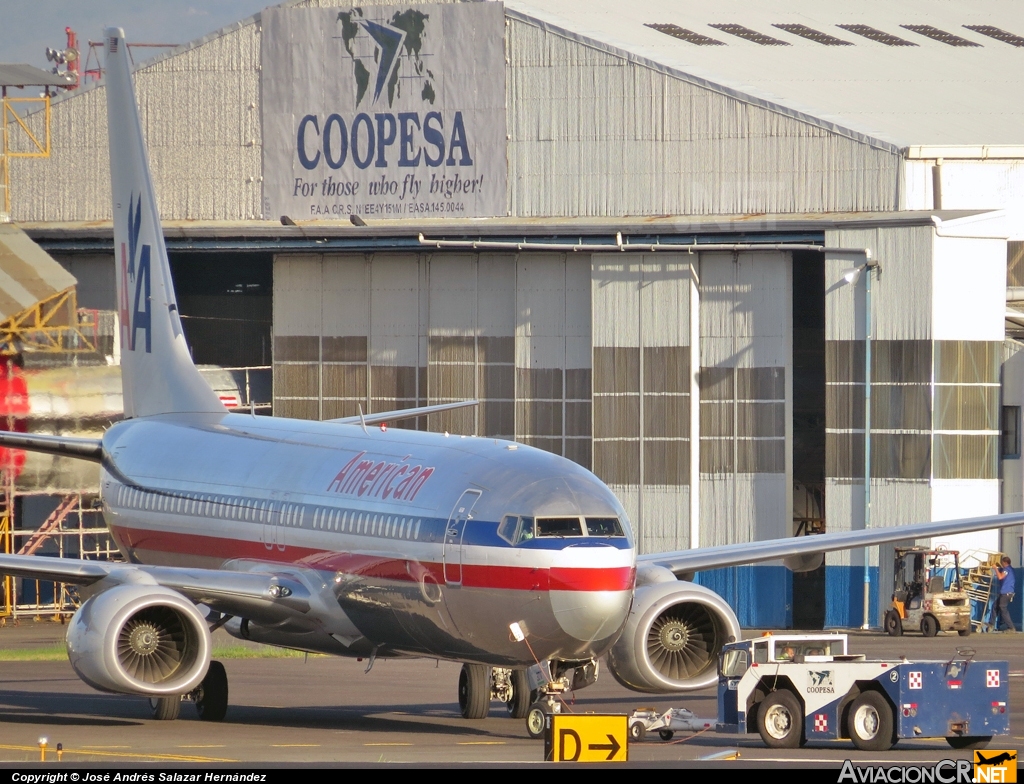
[974,750,1018,783]
[546,714,628,762]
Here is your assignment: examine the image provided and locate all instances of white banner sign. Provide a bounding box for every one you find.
[261,3,507,221]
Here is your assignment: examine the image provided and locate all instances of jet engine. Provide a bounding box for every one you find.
[606,581,741,693]
[66,584,210,695]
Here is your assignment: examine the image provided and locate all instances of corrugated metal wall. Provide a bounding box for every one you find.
[10,23,262,222]
[823,225,1004,626]
[698,251,791,549]
[506,18,901,218]
[591,254,692,555]
[588,250,792,560]
[824,227,933,626]
[9,1,903,221]
[273,249,592,447]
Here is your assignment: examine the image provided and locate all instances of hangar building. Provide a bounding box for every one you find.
[6,0,1024,628]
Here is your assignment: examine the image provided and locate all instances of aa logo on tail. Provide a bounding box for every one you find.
[119,193,152,353]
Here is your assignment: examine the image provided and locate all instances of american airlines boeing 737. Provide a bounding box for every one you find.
[0,28,1020,735]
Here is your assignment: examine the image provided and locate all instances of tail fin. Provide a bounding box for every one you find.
[104,28,224,418]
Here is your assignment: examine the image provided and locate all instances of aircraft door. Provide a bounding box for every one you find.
[267,494,292,553]
[443,489,481,586]
[260,501,274,551]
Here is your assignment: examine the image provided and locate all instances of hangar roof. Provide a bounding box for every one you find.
[64,0,1022,155]
[507,0,1024,152]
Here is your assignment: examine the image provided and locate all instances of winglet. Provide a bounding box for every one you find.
[104,28,225,418]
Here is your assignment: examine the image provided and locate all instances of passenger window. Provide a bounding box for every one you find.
[536,517,584,537]
[497,515,519,544]
[585,517,624,537]
[753,642,768,664]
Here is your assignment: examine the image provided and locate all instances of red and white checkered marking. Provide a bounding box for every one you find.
[908,671,923,689]
[813,713,828,732]
[987,669,1001,687]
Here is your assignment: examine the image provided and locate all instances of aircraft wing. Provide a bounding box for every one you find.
[639,511,1024,578]
[0,554,311,622]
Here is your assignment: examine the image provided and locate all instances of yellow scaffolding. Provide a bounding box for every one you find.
[0,94,51,217]
[0,288,97,355]
[0,485,10,620]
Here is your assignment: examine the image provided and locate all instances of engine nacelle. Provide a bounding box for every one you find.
[606,581,740,693]
[66,584,210,695]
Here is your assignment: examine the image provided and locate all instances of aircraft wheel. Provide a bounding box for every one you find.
[658,729,674,741]
[946,736,991,750]
[629,721,646,742]
[849,692,895,751]
[149,696,180,721]
[921,614,939,637]
[757,690,802,749]
[506,669,531,719]
[884,610,903,637]
[195,660,229,722]
[459,663,490,719]
[525,703,548,739]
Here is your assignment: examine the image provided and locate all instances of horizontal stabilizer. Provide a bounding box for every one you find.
[327,400,478,426]
[0,432,103,462]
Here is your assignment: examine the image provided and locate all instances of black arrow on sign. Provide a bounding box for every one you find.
[588,734,621,760]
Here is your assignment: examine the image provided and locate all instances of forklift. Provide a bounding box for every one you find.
[884,547,972,637]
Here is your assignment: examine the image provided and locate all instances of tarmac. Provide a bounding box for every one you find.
[0,621,1020,766]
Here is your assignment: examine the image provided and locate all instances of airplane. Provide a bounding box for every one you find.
[0,26,1021,735]
[976,751,1017,766]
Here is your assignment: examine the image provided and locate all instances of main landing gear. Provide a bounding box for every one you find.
[458,660,598,739]
[457,664,534,720]
[148,660,229,722]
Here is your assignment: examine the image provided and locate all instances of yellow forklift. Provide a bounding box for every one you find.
[884,547,972,637]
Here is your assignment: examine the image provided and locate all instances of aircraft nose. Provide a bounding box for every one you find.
[550,586,633,643]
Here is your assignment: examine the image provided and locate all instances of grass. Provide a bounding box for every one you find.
[0,642,316,662]
[0,643,68,662]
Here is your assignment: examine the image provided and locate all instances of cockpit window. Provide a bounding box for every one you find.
[536,517,584,537]
[515,517,535,544]
[497,515,519,544]
[585,517,624,537]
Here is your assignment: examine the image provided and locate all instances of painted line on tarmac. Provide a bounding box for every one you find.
[0,743,237,763]
[271,744,320,747]
[365,743,414,746]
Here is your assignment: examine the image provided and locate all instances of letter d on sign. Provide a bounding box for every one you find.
[558,729,581,762]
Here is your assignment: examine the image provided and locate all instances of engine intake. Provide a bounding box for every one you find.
[67,585,210,695]
[606,581,740,693]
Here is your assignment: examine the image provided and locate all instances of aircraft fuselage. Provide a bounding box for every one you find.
[99,412,636,667]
